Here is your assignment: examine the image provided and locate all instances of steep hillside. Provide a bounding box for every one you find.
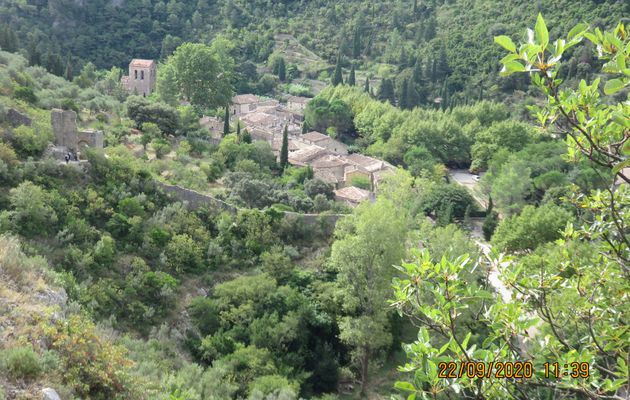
[1,0,627,102]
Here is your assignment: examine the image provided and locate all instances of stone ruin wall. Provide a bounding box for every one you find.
[51,109,103,153]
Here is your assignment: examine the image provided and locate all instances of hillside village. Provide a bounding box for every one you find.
[0,4,627,399]
[119,58,394,208]
[205,92,395,207]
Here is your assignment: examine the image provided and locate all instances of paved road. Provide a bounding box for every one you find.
[449,169,488,209]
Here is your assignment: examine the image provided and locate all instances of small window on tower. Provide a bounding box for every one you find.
[134,70,138,79]
[141,70,144,80]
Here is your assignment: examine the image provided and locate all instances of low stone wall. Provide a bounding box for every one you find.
[155,182,238,212]
[155,181,345,227]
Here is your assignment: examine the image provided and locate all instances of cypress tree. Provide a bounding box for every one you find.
[413,58,423,84]
[27,41,41,66]
[407,79,419,109]
[64,58,73,81]
[378,78,395,104]
[348,64,356,86]
[0,25,18,53]
[302,122,308,134]
[364,77,370,93]
[332,55,343,86]
[45,53,64,77]
[278,57,286,82]
[223,106,230,137]
[280,125,289,169]
[242,129,252,143]
[236,121,241,138]
[413,0,418,15]
[436,46,450,79]
[399,79,409,109]
[352,27,361,59]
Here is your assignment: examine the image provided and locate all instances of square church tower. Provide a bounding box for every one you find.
[121,59,157,97]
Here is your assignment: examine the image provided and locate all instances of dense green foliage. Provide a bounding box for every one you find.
[0,2,628,399]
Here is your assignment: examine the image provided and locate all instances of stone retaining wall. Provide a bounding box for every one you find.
[155,181,345,228]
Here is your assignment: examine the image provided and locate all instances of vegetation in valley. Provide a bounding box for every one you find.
[0,2,628,400]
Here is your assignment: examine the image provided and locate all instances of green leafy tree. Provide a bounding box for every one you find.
[8,182,58,236]
[490,161,532,217]
[164,234,204,273]
[164,42,233,109]
[394,17,630,400]
[140,122,161,151]
[492,203,573,252]
[331,198,407,396]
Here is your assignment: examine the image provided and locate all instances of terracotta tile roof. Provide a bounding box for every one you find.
[288,145,329,165]
[232,94,259,104]
[334,186,372,204]
[130,59,155,68]
[241,112,279,127]
[272,138,300,152]
[345,153,391,173]
[287,96,311,104]
[314,169,340,184]
[310,154,347,168]
[302,131,330,143]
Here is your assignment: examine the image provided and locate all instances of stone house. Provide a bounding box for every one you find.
[310,155,350,187]
[121,59,157,97]
[334,186,373,207]
[231,94,260,115]
[301,131,348,155]
[288,145,330,167]
[287,96,311,112]
[343,165,372,188]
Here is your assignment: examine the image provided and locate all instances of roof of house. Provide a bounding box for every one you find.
[373,168,396,184]
[314,169,340,184]
[310,154,348,169]
[130,59,155,68]
[232,94,259,105]
[345,153,390,172]
[249,128,275,140]
[272,138,300,152]
[334,186,372,204]
[288,145,329,165]
[241,112,279,127]
[302,131,331,143]
[199,116,222,129]
[287,96,311,104]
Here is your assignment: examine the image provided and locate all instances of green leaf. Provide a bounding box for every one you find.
[617,55,626,71]
[535,13,549,48]
[612,159,630,175]
[500,61,526,76]
[604,78,625,95]
[612,112,630,128]
[494,36,516,53]
[394,381,417,392]
[567,23,588,40]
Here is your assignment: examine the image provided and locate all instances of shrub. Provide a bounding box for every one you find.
[10,125,50,157]
[1,346,42,380]
[13,86,37,104]
[350,175,371,190]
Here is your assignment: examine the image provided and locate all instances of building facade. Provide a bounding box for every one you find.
[121,59,157,97]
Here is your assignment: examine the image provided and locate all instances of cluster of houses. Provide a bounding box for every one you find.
[119,59,395,207]
[226,94,396,207]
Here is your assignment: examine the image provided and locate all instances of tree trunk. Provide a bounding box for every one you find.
[360,346,370,397]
